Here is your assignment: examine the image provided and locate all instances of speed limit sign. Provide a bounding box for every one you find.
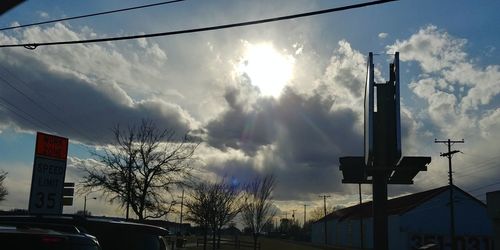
[28,132,68,215]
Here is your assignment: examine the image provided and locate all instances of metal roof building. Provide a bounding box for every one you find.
[311,185,494,249]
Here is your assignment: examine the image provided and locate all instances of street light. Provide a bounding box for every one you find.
[83,195,97,217]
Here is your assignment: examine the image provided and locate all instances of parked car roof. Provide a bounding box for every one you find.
[0,215,169,250]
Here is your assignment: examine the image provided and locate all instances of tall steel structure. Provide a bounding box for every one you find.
[339,52,431,249]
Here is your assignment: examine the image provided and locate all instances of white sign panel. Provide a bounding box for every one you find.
[29,132,68,215]
[28,157,67,214]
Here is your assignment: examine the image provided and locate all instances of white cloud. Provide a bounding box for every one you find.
[388,25,467,73]
[378,32,388,39]
[479,108,500,138]
[388,25,500,140]
[322,40,366,110]
[137,37,147,48]
[386,25,500,194]
[37,11,49,19]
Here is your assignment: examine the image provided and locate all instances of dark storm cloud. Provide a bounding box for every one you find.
[274,90,362,165]
[271,90,362,200]
[205,84,278,155]
[204,87,363,200]
[0,52,196,144]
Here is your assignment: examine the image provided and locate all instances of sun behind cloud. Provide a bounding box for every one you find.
[236,42,295,98]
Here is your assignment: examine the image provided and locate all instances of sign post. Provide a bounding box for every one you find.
[28,132,69,215]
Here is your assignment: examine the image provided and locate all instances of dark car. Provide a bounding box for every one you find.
[0,225,101,250]
[0,215,169,250]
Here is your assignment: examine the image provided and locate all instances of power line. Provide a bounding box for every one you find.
[0,0,398,49]
[0,0,186,32]
[0,68,102,145]
[0,100,46,130]
[419,154,500,192]
[0,66,97,154]
[0,95,55,132]
[468,180,500,194]
[0,73,97,142]
[454,156,500,178]
[0,64,72,116]
[0,65,74,130]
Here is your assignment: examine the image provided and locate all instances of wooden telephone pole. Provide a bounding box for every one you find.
[319,195,331,245]
[435,138,464,250]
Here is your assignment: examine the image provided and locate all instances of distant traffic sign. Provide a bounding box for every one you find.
[29,132,69,215]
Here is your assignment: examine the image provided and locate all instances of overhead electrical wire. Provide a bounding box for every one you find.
[0,0,398,49]
[0,101,50,131]
[0,0,186,32]
[467,180,500,194]
[0,64,63,113]
[0,66,100,146]
[0,95,56,132]
[454,156,500,178]
[0,72,99,142]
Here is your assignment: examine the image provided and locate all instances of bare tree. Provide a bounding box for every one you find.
[80,119,198,220]
[211,179,242,249]
[184,182,213,250]
[0,170,7,202]
[185,179,243,250]
[241,174,277,250]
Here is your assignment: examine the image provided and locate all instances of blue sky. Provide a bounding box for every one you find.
[0,0,498,219]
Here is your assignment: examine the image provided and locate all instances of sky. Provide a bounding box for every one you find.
[0,0,498,222]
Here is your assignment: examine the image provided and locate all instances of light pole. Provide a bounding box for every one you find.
[177,189,184,234]
[83,195,96,217]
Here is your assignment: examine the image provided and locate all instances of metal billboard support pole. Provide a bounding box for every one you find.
[359,184,364,249]
[372,171,388,249]
[339,52,430,250]
[372,79,395,250]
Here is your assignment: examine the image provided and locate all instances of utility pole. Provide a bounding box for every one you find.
[303,204,308,228]
[319,195,331,245]
[179,189,185,233]
[291,209,297,221]
[126,154,132,220]
[359,184,364,249]
[435,138,464,250]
